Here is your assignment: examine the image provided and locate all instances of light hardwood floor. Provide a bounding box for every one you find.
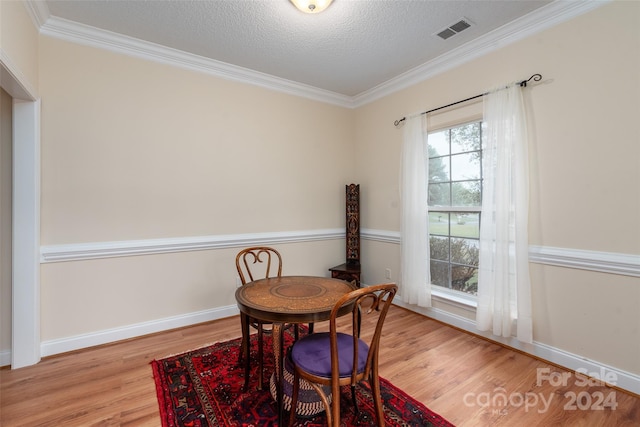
[1,305,638,426]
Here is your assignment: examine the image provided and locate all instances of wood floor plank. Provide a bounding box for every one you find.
[1,306,638,426]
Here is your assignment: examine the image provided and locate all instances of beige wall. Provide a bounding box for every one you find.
[38,36,355,341]
[0,0,39,94]
[4,0,638,385]
[41,240,344,338]
[39,38,354,244]
[355,1,640,374]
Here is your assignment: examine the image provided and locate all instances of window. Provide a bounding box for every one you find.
[428,121,482,296]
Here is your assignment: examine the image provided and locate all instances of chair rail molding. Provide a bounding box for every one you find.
[40,228,344,263]
[361,228,640,278]
[528,245,640,277]
[40,228,639,278]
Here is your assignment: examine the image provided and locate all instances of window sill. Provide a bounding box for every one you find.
[431,287,477,310]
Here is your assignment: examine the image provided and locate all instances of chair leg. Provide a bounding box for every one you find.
[257,325,264,389]
[330,382,341,427]
[240,314,250,391]
[239,314,248,363]
[308,322,314,334]
[370,374,385,426]
[243,335,250,391]
[350,384,359,417]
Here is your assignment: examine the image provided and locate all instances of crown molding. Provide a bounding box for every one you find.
[27,0,609,108]
[37,15,354,108]
[353,0,611,106]
[22,0,49,30]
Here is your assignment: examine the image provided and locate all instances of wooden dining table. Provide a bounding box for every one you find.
[235,275,356,426]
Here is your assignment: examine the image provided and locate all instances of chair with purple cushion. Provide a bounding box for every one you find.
[288,283,397,426]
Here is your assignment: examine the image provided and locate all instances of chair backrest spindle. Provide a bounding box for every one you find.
[235,246,283,285]
[328,284,397,390]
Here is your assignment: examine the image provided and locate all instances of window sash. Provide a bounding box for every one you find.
[428,120,482,297]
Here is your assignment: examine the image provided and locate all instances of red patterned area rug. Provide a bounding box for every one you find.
[151,328,454,427]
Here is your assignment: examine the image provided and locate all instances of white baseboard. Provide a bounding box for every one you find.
[4,299,638,396]
[392,299,640,396]
[40,305,239,358]
[0,349,10,367]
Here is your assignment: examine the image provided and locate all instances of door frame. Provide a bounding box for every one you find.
[1,51,41,368]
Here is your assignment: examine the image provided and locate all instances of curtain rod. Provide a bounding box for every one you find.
[393,73,542,127]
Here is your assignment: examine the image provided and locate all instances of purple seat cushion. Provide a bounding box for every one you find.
[291,332,368,378]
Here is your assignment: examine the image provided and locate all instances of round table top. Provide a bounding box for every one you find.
[235,276,356,323]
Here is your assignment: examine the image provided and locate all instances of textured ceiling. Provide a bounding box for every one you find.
[42,0,553,97]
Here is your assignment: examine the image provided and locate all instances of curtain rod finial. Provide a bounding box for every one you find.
[520,73,542,87]
[394,117,406,127]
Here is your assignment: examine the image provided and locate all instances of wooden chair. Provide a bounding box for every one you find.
[236,246,282,389]
[235,246,313,389]
[288,283,397,426]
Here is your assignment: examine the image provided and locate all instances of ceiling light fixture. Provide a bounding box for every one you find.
[290,0,333,14]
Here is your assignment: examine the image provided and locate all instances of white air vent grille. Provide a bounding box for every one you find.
[436,18,472,40]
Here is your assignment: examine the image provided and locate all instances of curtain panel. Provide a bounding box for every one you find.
[400,115,431,307]
[476,84,533,343]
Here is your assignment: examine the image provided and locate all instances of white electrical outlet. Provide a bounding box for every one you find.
[385,268,391,280]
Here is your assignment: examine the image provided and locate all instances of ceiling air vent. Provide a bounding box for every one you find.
[436,18,472,40]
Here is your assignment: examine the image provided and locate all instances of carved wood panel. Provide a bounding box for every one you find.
[346,183,360,265]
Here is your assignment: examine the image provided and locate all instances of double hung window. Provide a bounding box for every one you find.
[428,121,483,296]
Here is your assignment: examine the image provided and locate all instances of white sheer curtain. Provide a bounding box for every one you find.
[400,115,431,307]
[476,84,533,343]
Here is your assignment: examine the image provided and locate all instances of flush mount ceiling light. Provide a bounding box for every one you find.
[290,0,333,14]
